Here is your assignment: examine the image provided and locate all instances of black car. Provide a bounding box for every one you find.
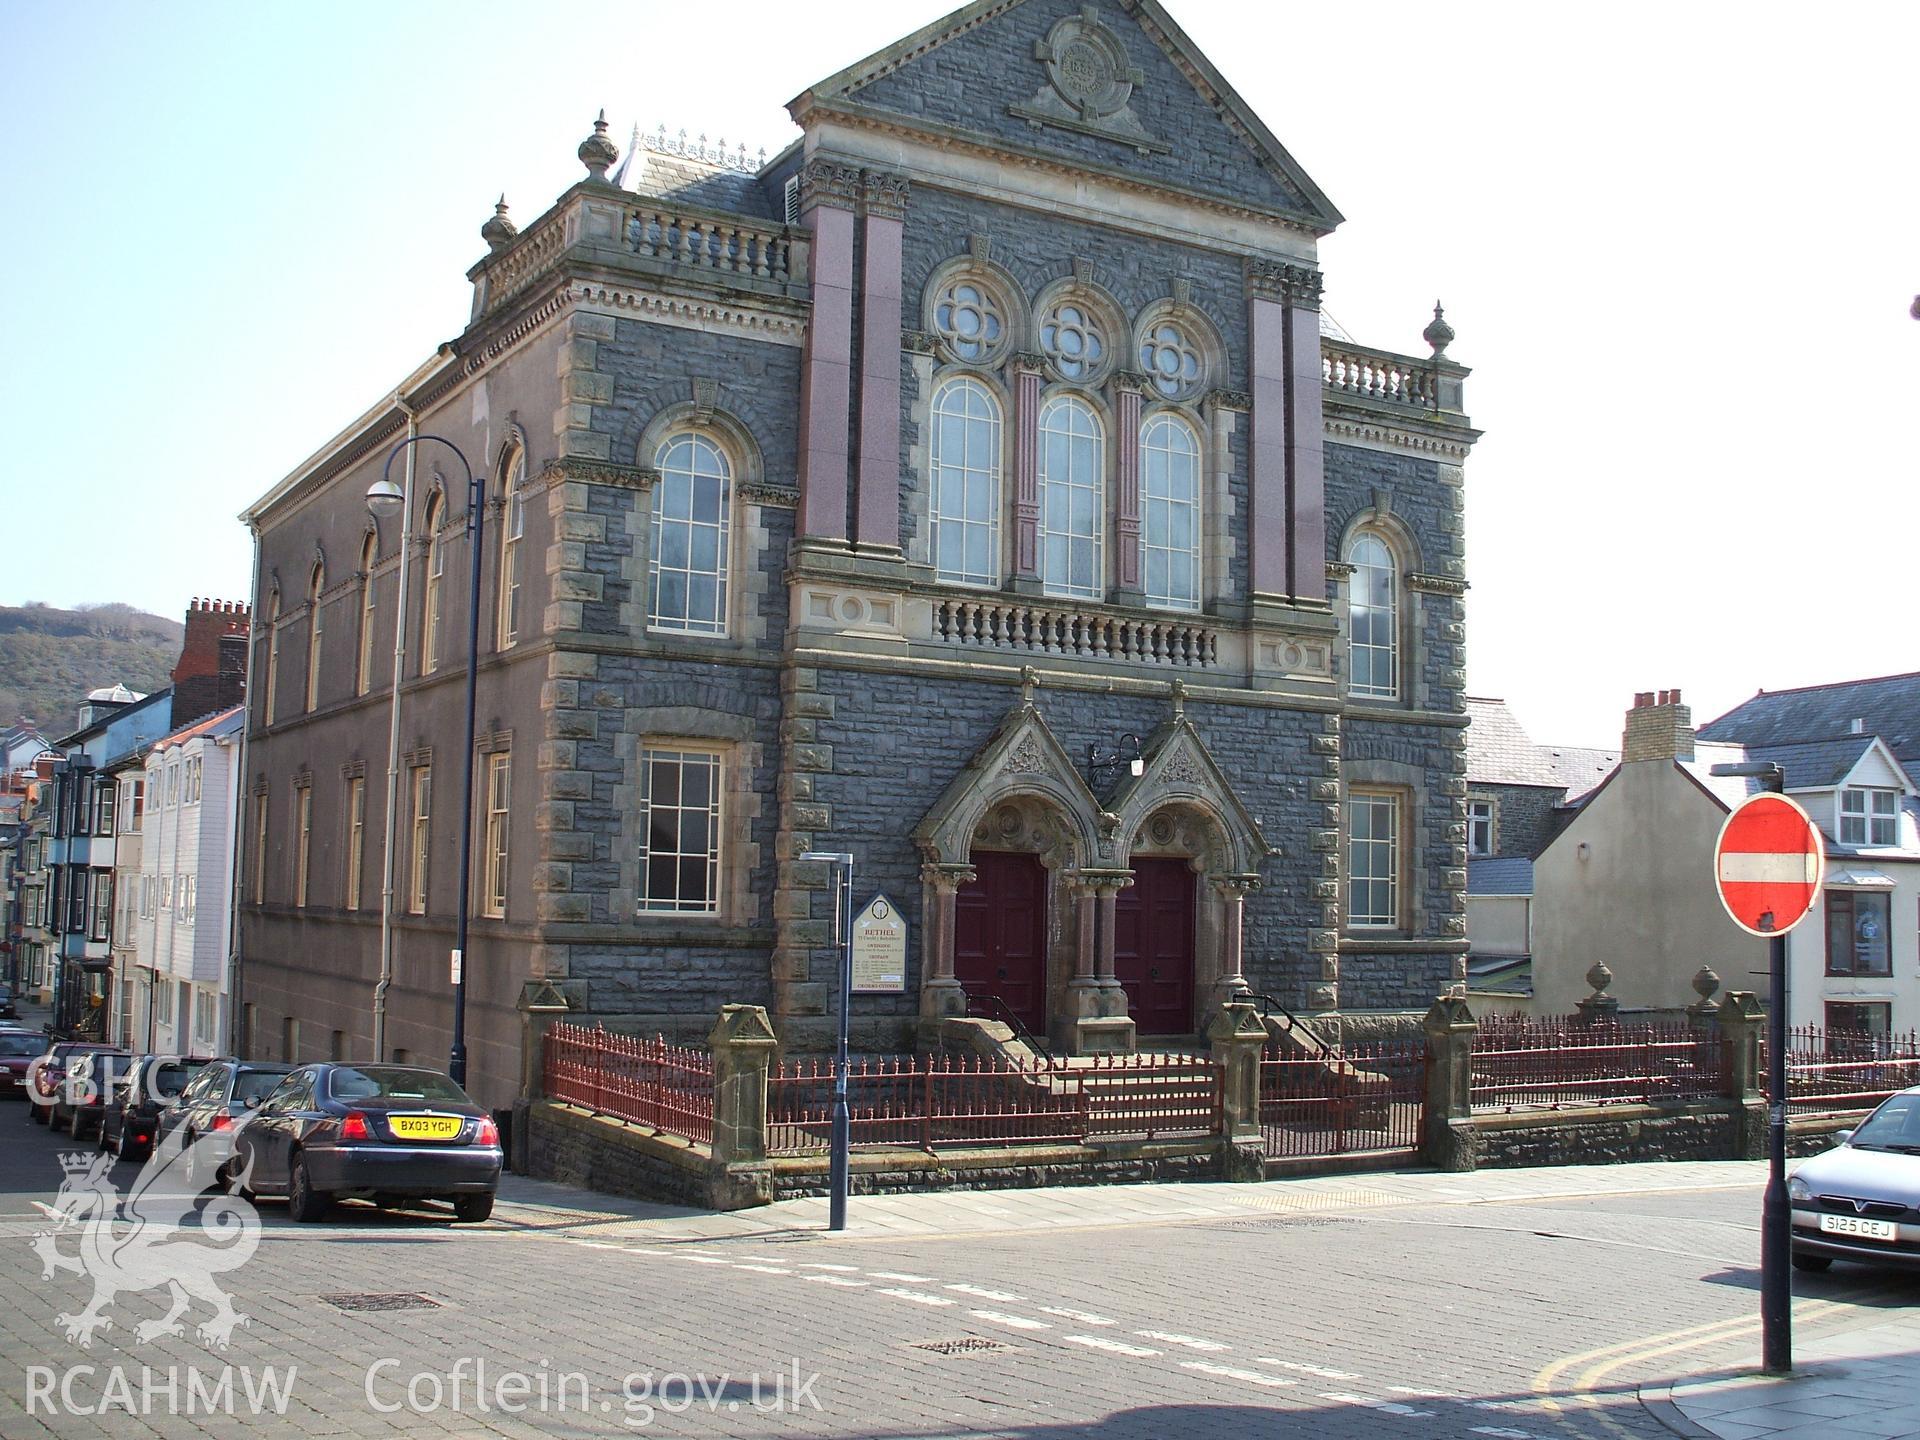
[25,1040,124,1122]
[234,1064,501,1223]
[53,1052,138,1138]
[99,1056,214,1161]
[0,1030,44,1098]
[156,1060,293,1182]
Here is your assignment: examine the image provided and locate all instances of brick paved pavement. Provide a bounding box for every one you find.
[3,1108,1914,1439]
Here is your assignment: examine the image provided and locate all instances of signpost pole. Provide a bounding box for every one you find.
[1762,920,1790,1373]
[831,858,853,1233]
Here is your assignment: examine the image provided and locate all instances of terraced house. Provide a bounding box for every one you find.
[239,0,1481,1108]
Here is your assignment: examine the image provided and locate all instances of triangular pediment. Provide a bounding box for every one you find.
[1103,707,1270,874]
[914,692,1105,867]
[791,0,1342,231]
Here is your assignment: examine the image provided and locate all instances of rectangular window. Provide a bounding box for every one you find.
[294,787,312,908]
[155,979,173,1028]
[1841,788,1900,848]
[637,747,722,915]
[408,766,431,914]
[1826,889,1892,976]
[67,864,87,933]
[1825,1000,1892,1043]
[482,754,510,918]
[1466,799,1495,858]
[95,780,116,836]
[252,792,269,905]
[193,990,217,1048]
[345,777,366,911]
[89,871,113,942]
[1347,789,1401,929]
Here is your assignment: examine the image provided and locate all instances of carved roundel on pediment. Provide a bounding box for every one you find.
[1037,11,1140,121]
[1002,736,1049,775]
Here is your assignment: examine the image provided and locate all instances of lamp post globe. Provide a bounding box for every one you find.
[366,477,404,519]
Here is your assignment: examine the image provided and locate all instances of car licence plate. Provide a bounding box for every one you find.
[389,1115,462,1141]
[1819,1213,1898,1241]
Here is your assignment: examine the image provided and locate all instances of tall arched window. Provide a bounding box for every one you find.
[496,445,526,649]
[1140,414,1201,611]
[304,562,324,712]
[355,532,376,696]
[263,589,280,723]
[1038,395,1104,601]
[1347,533,1398,699]
[421,492,445,673]
[929,377,1002,588]
[649,433,731,636]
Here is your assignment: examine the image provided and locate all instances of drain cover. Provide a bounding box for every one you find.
[320,1292,443,1313]
[907,1337,1016,1356]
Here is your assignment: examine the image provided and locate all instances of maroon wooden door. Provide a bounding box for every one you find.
[1114,857,1196,1036]
[953,852,1049,1034]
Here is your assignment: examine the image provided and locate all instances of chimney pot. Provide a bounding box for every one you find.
[1634,691,1655,708]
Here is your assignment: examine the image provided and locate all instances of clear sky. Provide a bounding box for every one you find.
[2,1,1913,748]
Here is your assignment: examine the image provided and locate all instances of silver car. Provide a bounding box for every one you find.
[1790,1086,1920,1272]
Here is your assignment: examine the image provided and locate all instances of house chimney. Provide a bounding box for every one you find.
[172,597,252,726]
[1622,688,1694,763]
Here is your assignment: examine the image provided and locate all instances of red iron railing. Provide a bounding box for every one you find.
[1470,1020,1720,1111]
[1765,1026,1920,1114]
[544,1022,714,1145]
[1260,1036,1426,1157]
[765,1051,1221,1156]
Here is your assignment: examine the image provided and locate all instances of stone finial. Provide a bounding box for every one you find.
[1423,300,1455,359]
[578,110,619,182]
[1692,965,1721,1004]
[1020,665,1038,707]
[1169,678,1188,718]
[481,195,517,254]
[1584,960,1614,997]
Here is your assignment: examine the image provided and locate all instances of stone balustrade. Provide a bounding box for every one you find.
[1322,339,1466,414]
[931,595,1221,668]
[623,202,798,284]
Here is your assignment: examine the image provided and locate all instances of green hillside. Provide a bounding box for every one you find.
[0,603,181,738]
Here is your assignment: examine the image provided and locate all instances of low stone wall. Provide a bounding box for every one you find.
[1787,1111,1863,1158]
[527,1102,729,1209]
[1452,1101,1748,1170]
[765,1139,1230,1202]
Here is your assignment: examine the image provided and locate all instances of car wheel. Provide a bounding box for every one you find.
[222,1160,256,1202]
[97,1119,113,1154]
[452,1193,494,1224]
[288,1156,330,1223]
[1792,1252,1833,1273]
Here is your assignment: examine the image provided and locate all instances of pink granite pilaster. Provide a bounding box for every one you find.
[1283,295,1326,602]
[1011,358,1043,579]
[796,168,858,543]
[1247,295,1289,598]
[1113,378,1144,593]
[855,173,906,551]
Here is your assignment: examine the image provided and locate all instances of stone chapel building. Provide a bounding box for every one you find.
[239,0,1480,1107]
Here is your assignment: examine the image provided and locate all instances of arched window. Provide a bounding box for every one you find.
[1347,533,1398,699]
[263,589,280,723]
[304,562,324,712]
[1140,414,1201,611]
[355,532,376,696]
[649,433,731,636]
[1038,395,1104,601]
[929,377,1002,588]
[421,492,445,673]
[496,445,527,649]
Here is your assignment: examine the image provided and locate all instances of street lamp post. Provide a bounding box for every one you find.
[369,435,484,1088]
[798,850,855,1231]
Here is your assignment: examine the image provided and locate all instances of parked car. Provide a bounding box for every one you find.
[233,1064,501,1223]
[53,1051,137,1138]
[0,984,17,1019]
[26,1041,124,1125]
[156,1060,293,1183]
[0,1030,44,1098]
[99,1055,214,1160]
[1790,1086,1920,1272]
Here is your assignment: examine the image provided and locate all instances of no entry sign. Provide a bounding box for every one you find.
[1714,792,1825,937]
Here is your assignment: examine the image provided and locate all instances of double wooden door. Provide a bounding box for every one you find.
[1114,857,1197,1035]
[953,852,1049,1033]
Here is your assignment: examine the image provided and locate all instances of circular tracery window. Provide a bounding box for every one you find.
[933,279,1005,363]
[1139,322,1202,398]
[1040,301,1106,380]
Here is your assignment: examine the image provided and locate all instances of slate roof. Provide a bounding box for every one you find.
[610,124,781,222]
[1739,737,1877,790]
[1701,673,1920,769]
[1467,857,1534,896]
[1464,698,1562,787]
[1541,745,1618,801]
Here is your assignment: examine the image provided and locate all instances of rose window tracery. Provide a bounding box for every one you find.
[1040,301,1106,380]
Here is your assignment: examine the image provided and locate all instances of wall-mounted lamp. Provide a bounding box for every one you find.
[1088,734,1145,787]
[1576,841,1591,862]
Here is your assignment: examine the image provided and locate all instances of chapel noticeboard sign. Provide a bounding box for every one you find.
[851,893,908,993]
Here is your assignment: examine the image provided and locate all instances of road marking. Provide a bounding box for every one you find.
[801,1274,867,1288]
[868,1271,937,1283]
[1318,1392,1433,1416]
[680,1255,733,1265]
[970,1310,1049,1331]
[947,1283,1024,1302]
[1067,1335,1160,1357]
[878,1288,954,1307]
[1261,1359,1362,1380]
[1137,1330,1229,1352]
[1469,1428,1538,1439]
[732,1264,791,1275]
[1040,1305,1115,1326]
[799,1262,861,1272]
[1181,1361,1297,1388]
[1390,1386,1458,1398]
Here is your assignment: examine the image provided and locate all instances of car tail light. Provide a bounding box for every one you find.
[474,1116,499,1147]
[211,1112,233,1132]
[340,1111,371,1142]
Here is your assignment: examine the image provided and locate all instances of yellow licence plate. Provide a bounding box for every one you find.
[389,1115,463,1141]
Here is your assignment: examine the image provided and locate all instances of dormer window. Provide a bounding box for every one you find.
[1840,787,1898,847]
